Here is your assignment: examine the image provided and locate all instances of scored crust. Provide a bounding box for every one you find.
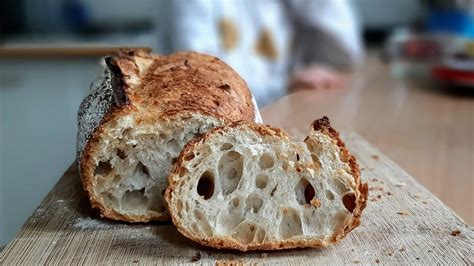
[77,49,256,222]
[165,117,368,251]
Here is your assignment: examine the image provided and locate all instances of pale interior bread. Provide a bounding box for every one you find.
[166,121,366,251]
[90,112,222,220]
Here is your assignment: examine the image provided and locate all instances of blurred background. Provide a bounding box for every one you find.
[1,0,473,248]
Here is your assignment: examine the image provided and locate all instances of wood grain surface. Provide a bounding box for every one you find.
[262,56,474,225]
[1,133,472,265]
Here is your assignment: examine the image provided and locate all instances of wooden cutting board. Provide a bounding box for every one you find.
[1,133,472,265]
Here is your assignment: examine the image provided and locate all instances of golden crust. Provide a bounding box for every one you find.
[165,117,368,251]
[310,116,368,242]
[78,49,255,222]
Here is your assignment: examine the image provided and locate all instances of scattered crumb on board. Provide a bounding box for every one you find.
[395,182,407,187]
[72,217,112,230]
[191,252,201,262]
[371,155,379,160]
[396,211,409,216]
[451,229,461,236]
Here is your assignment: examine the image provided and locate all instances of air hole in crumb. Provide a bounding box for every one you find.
[311,154,322,168]
[256,174,269,189]
[184,153,195,161]
[245,193,263,213]
[122,128,132,137]
[218,151,243,195]
[231,222,257,244]
[326,190,335,200]
[258,153,274,169]
[305,184,316,204]
[137,162,149,176]
[197,171,214,200]
[342,193,356,213]
[179,167,189,177]
[171,157,178,165]
[116,149,126,159]
[94,161,112,176]
[194,209,204,220]
[121,188,148,211]
[270,185,277,197]
[220,143,233,151]
[231,197,240,207]
[279,208,303,239]
[296,153,300,161]
[296,178,316,205]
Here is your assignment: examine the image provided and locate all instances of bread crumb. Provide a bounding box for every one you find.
[399,247,406,252]
[370,178,378,182]
[451,229,461,236]
[395,182,406,187]
[371,155,379,160]
[191,252,201,262]
[132,260,139,263]
[375,259,380,263]
[310,198,321,207]
[421,200,428,204]
[387,191,393,196]
[353,260,360,263]
[397,211,409,216]
[261,253,268,258]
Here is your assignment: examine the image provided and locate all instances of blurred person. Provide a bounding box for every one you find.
[155,0,363,107]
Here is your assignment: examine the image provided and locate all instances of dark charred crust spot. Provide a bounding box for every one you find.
[218,84,231,91]
[312,116,331,131]
[105,57,129,107]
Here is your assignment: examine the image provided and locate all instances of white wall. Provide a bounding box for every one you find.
[0,58,102,246]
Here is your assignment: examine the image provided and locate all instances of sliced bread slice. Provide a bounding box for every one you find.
[165,117,368,251]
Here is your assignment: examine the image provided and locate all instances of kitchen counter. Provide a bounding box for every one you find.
[262,55,474,225]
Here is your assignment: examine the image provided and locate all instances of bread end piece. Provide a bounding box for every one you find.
[166,117,368,251]
[310,116,368,241]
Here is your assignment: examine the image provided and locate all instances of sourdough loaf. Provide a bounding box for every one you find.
[77,49,256,222]
[165,117,368,251]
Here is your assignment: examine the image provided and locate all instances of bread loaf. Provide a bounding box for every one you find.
[165,117,368,251]
[77,49,257,222]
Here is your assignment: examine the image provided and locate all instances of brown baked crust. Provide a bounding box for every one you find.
[165,118,368,251]
[77,49,255,222]
[310,117,368,242]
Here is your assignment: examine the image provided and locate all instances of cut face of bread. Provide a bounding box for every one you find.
[165,118,368,251]
[88,112,222,221]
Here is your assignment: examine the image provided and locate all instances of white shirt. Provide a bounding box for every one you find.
[155,0,362,107]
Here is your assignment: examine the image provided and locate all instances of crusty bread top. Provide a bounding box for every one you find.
[77,49,255,158]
